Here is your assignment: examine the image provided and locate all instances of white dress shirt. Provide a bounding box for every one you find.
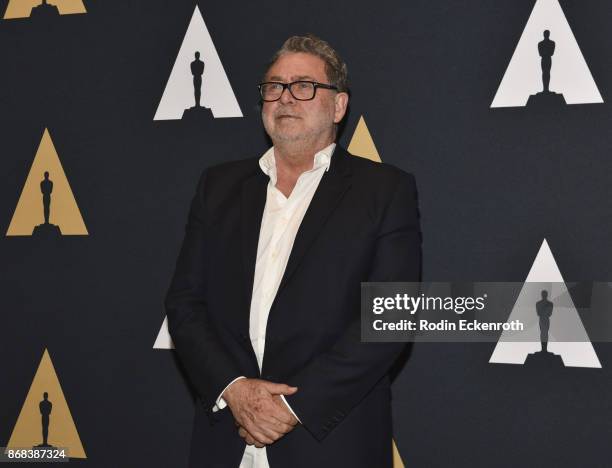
[212,142,336,468]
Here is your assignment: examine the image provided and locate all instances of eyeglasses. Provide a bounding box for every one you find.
[257,80,338,102]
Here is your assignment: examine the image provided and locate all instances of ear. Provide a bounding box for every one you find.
[333,92,349,124]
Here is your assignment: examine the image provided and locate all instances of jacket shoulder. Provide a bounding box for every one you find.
[204,156,260,180]
[193,156,261,196]
[343,149,416,188]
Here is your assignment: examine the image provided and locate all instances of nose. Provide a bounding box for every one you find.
[278,85,295,104]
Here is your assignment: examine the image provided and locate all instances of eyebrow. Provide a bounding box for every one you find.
[267,75,318,82]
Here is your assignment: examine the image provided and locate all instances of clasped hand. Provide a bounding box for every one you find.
[222,378,299,448]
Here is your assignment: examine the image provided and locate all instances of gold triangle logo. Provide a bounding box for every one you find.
[6,128,88,236]
[6,349,86,458]
[393,438,405,468]
[347,115,381,162]
[3,0,86,19]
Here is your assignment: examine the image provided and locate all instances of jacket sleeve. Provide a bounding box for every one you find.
[283,171,422,441]
[164,168,245,410]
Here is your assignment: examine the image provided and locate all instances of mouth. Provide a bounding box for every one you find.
[276,114,300,120]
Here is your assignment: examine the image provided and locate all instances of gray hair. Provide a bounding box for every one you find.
[264,34,349,93]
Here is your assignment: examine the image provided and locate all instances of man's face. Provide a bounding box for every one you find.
[262,52,347,144]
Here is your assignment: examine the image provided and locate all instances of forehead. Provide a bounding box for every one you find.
[266,52,327,81]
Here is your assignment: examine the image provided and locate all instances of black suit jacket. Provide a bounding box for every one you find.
[164,145,422,468]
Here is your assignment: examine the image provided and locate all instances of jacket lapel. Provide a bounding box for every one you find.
[240,168,268,319]
[239,145,353,316]
[275,145,352,297]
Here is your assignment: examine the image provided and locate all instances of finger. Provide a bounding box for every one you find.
[243,400,285,428]
[252,408,293,431]
[240,427,268,448]
[241,403,290,439]
[267,420,293,440]
[261,382,298,396]
[252,431,274,445]
[268,402,297,426]
[249,414,285,441]
[262,409,294,432]
[243,428,267,448]
[273,421,294,434]
[243,422,275,445]
[256,421,284,442]
[255,408,293,433]
[263,414,294,434]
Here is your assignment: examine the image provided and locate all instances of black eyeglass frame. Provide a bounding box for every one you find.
[257,80,339,102]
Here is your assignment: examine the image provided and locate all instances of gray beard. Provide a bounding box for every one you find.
[267,124,334,151]
[271,133,333,158]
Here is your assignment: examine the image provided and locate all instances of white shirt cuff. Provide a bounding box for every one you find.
[280,394,302,424]
[212,376,246,412]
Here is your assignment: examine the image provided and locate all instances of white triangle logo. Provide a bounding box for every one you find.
[489,239,601,368]
[491,0,603,108]
[153,5,242,120]
[153,315,174,349]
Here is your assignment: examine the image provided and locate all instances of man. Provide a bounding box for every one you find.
[165,34,422,468]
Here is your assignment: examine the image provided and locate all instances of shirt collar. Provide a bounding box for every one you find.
[259,142,336,185]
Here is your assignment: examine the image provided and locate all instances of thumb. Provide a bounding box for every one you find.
[262,381,298,395]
